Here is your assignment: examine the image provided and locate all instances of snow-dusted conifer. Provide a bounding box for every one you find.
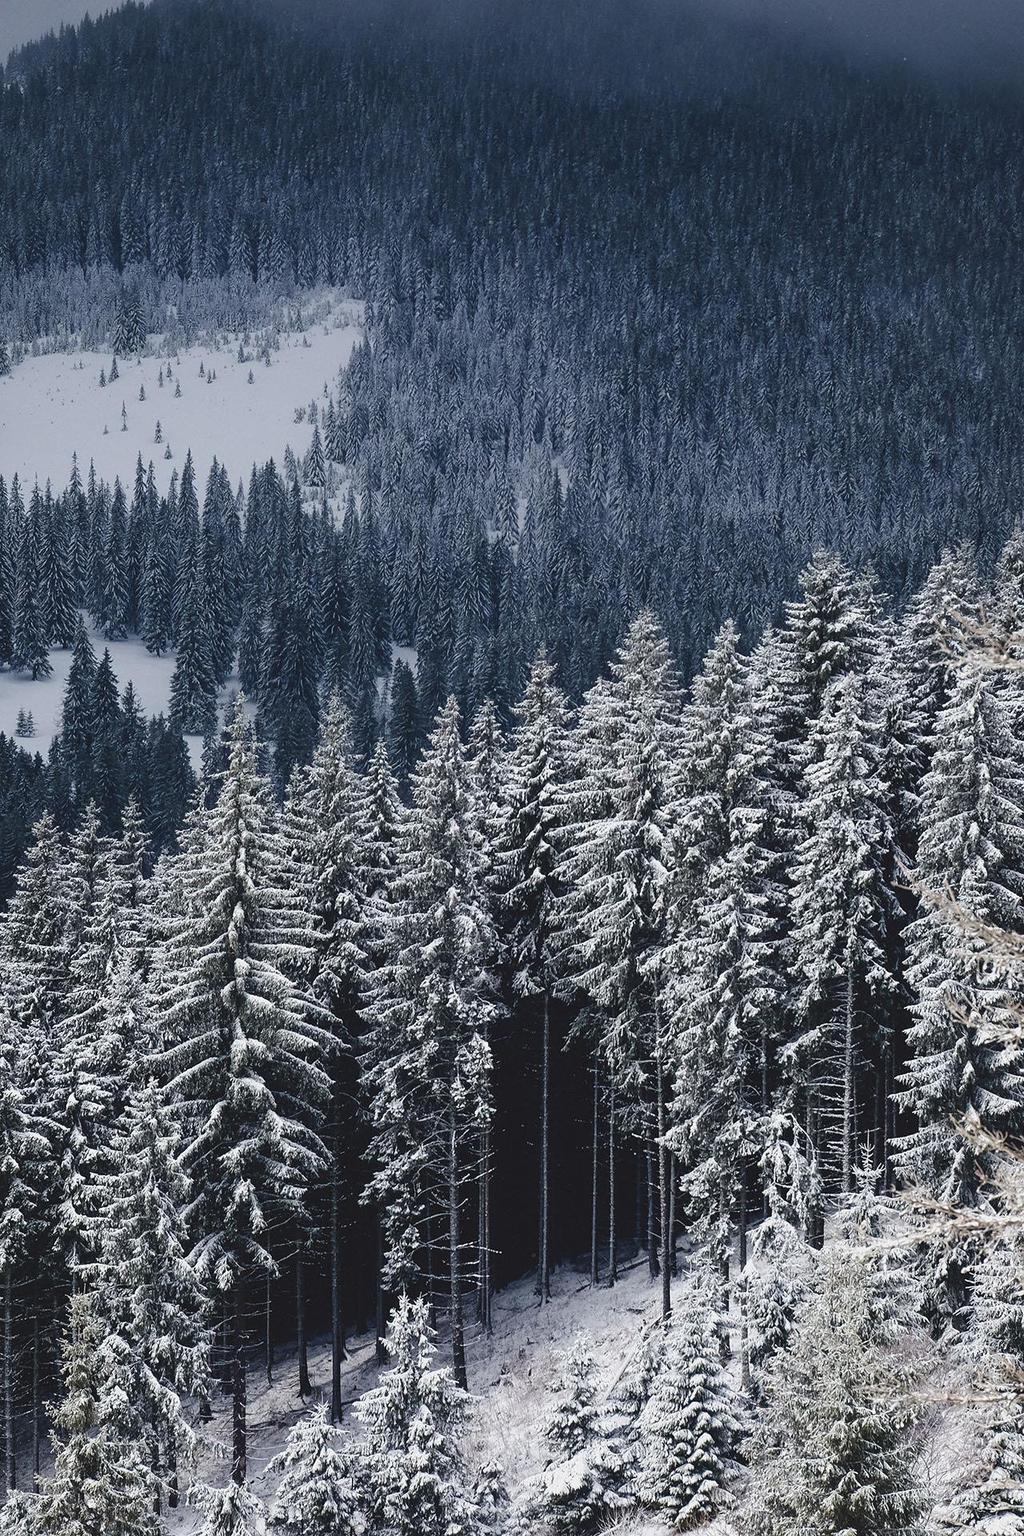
[355,1294,478,1536]
[362,699,496,1387]
[493,651,571,1302]
[635,1307,740,1530]
[748,1246,923,1536]
[268,1404,359,1536]
[149,701,330,1480]
[789,674,898,1193]
[896,663,1024,1205]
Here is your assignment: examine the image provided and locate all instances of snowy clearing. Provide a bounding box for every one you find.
[0,296,362,498]
[0,617,238,764]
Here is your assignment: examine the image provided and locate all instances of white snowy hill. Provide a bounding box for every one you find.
[0,294,362,753]
[0,294,361,498]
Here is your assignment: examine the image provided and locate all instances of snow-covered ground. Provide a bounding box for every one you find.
[170,1259,674,1534]
[0,296,362,498]
[0,295,363,755]
[0,617,239,764]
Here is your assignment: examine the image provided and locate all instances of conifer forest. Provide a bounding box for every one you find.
[3,0,1024,1532]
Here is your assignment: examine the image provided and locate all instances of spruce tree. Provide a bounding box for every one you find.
[362,699,496,1388]
[354,1294,479,1536]
[636,1308,740,1530]
[493,650,571,1302]
[896,663,1024,1206]
[268,1404,360,1536]
[748,1247,924,1536]
[149,703,330,1481]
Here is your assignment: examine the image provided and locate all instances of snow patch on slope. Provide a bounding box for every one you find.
[0,295,362,498]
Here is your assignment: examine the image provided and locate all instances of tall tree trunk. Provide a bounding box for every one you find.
[296,1255,311,1398]
[537,991,551,1302]
[478,1127,492,1334]
[231,1284,246,1485]
[843,969,855,1195]
[448,1112,468,1390]
[4,1273,14,1492]
[590,1057,600,1287]
[375,1218,386,1366]
[646,1139,658,1279]
[738,1160,751,1393]
[265,1271,273,1388]
[608,1079,617,1287]
[656,1047,671,1320]
[167,1440,179,1510]
[718,1180,731,1361]
[31,1311,39,1491]
[668,1153,678,1277]
[334,1099,346,1419]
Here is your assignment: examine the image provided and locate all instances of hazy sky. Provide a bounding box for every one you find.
[3,0,1024,83]
[0,0,137,60]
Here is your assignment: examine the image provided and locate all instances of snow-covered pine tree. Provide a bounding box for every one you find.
[149,702,331,1481]
[789,674,899,1195]
[635,1305,740,1530]
[32,1291,156,1536]
[896,663,1024,1210]
[552,613,681,1311]
[0,1021,57,1493]
[664,630,784,1330]
[888,544,980,848]
[545,1335,602,1459]
[492,651,571,1303]
[355,1293,479,1536]
[0,812,70,1034]
[532,1333,629,1533]
[280,694,369,1416]
[195,1481,266,1536]
[92,1081,211,1508]
[362,699,496,1388]
[268,1403,359,1536]
[937,1405,1024,1535]
[748,1246,924,1536]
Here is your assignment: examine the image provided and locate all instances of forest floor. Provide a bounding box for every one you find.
[170,1257,682,1533]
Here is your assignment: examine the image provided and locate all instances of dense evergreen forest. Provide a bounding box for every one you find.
[2,2,1024,1533]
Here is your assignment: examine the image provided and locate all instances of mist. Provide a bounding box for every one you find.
[685,0,1024,85]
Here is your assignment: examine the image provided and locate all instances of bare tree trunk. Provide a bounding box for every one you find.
[646,1138,658,1279]
[668,1153,678,1277]
[231,1284,246,1485]
[656,1048,671,1320]
[334,1093,346,1413]
[296,1255,311,1398]
[719,1180,731,1361]
[375,1218,386,1366]
[4,1273,14,1491]
[537,991,551,1302]
[478,1128,492,1334]
[265,1271,273,1387]
[31,1311,39,1491]
[738,1161,750,1393]
[448,1112,468,1390]
[843,969,855,1195]
[167,1441,179,1510]
[590,1057,600,1287]
[608,1080,617,1287]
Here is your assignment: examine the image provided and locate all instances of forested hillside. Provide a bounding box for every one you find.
[2,2,1024,1533]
